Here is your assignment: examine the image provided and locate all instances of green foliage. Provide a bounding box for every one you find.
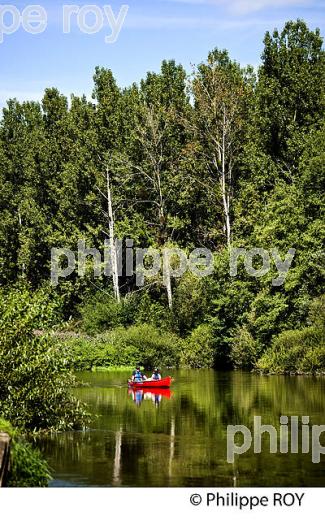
[248,290,289,345]
[173,273,208,334]
[134,291,173,330]
[0,418,16,437]
[257,295,325,374]
[0,20,324,374]
[181,325,215,368]
[230,326,261,370]
[308,292,325,327]
[256,19,324,160]
[66,324,183,370]
[64,335,139,370]
[80,292,135,334]
[205,251,257,368]
[0,288,89,431]
[0,418,51,487]
[8,440,51,487]
[110,325,183,367]
[79,290,173,334]
[257,328,325,374]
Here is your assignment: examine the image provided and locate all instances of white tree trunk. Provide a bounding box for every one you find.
[166,274,173,310]
[221,108,231,248]
[222,184,231,248]
[106,167,121,303]
[163,249,173,310]
[158,175,172,308]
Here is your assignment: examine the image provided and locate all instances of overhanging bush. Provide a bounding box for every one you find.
[0,288,89,431]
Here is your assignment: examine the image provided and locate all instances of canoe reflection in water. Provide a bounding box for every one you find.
[128,388,172,407]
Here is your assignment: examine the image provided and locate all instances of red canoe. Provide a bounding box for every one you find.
[128,376,172,388]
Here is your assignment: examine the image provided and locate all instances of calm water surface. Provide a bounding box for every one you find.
[35,370,325,487]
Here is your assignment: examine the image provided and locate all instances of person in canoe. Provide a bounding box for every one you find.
[151,368,161,381]
[131,366,147,383]
[144,368,162,382]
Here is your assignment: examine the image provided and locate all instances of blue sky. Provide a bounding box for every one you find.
[0,0,324,108]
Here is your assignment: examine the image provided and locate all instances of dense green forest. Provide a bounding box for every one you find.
[0,18,324,390]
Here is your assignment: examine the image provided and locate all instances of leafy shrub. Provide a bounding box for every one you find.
[230,325,261,369]
[79,291,173,335]
[79,292,136,334]
[257,327,325,374]
[110,324,182,367]
[0,418,51,487]
[65,324,183,369]
[205,250,257,367]
[299,345,325,373]
[308,294,325,327]
[8,440,51,487]
[256,295,325,374]
[134,292,173,330]
[181,325,215,368]
[0,283,64,333]
[65,336,139,370]
[248,290,289,345]
[0,288,89,431]
[173,273,208,334]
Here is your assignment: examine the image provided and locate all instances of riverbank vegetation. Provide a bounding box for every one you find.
[0,19,324,383]
[0,418,51,487]
[0,287,89,431]
[257,295,325,374]
[64,324,183,370]
[0,288,90,486]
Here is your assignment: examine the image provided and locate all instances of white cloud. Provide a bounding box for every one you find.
[167,0,312,15]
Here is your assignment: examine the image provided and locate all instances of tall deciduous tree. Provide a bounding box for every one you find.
[126,61,189,308]
[256,19,325,163]
[192,49,252,247]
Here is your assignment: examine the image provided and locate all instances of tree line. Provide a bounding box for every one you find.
[0,19,324,372]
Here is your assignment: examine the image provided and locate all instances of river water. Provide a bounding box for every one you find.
[35,369,325,487]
